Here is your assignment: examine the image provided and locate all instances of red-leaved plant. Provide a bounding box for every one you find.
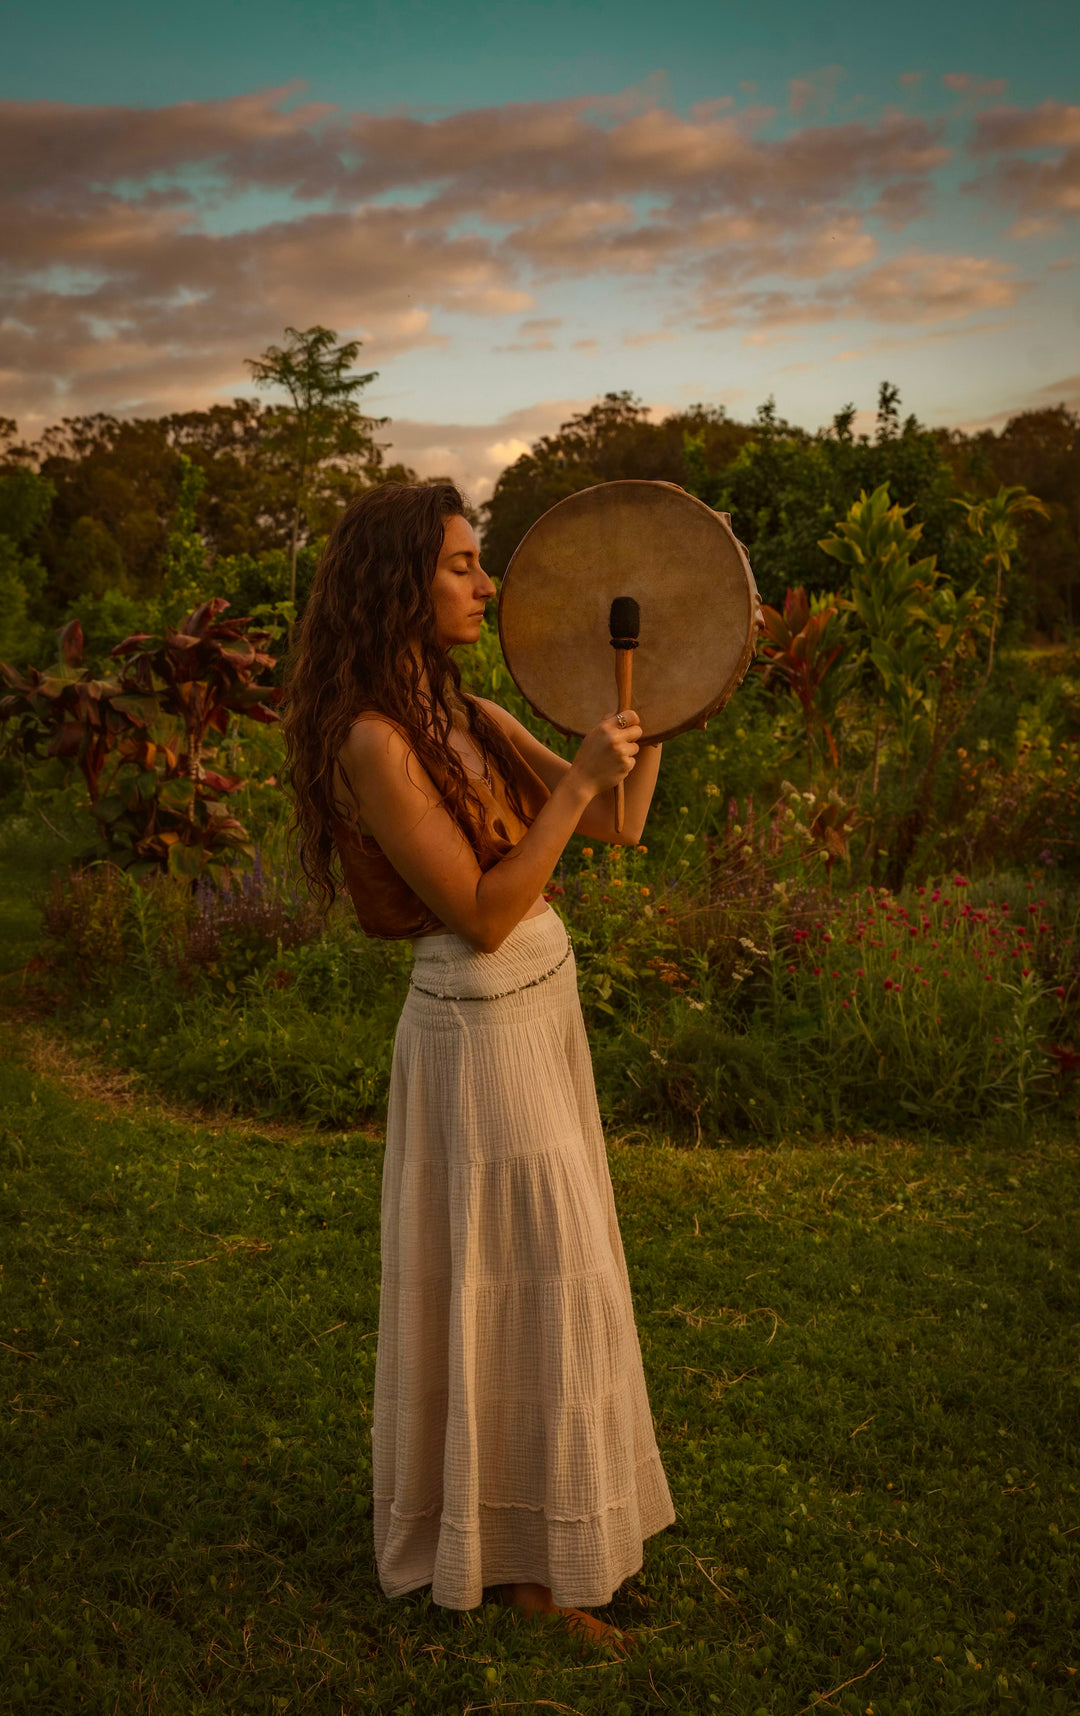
[0,602,282,879]
[757,585,846,781]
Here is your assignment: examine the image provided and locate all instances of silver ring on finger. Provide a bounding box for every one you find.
[615,712,627,728]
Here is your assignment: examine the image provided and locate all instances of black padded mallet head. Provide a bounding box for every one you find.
[609,596,640,648]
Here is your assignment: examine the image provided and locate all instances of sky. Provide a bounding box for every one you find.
[2,0,1077,502]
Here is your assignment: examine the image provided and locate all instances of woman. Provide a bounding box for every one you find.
[283,481,676,1655]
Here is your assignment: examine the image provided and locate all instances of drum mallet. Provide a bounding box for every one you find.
[609,596,639,833]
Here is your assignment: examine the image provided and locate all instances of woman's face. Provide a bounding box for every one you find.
[430,514,496,648]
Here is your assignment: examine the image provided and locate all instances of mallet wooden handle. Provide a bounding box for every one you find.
[614,648,634,833]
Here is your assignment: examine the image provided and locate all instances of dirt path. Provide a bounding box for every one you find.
[10,1017,385,1146]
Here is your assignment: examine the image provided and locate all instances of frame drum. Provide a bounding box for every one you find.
[497,480,759,744]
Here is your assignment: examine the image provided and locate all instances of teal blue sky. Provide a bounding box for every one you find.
[4,0,1074,114]
[2,0,1077,498]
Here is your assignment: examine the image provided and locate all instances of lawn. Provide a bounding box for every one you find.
[0,1021,1076,1715]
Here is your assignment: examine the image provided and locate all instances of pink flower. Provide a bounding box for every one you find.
[787,964,796,974]
[942,970,950,978]
[842,1000,850,1010]
[831,970,840,978]
[884,978,894,990]
[856,968,864,977]
[1055,986,1067,998]
[813,967,823,977]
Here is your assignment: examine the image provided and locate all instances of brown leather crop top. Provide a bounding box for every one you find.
[332,720,551,940]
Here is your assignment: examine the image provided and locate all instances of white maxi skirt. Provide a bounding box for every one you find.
[371,906,676,1610]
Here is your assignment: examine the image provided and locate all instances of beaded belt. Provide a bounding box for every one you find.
[409,938,573,1002]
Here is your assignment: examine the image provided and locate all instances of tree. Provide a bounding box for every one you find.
[0,465,54,664]
[480,393,752,578]
[157,454,210,626]
[245,326,383,603]
[820,484,941,789]
[954,484,1049,677]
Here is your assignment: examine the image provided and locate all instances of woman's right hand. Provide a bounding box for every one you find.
[568,710,643,796]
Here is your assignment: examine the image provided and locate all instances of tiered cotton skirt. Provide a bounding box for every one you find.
[371,906,676,1610]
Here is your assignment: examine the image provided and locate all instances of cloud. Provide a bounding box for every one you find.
[830,318,1019,362]
[852,251,1024,321]
[380,398,590,502]
[962,101,1079,230]
[698,250,1027,334]
[494,314,562,352]
[942,72,1008,106]
[788,66,844,121]
[0,81,1063,426]
[953,372,1080,429]
[1029,373,1079,409]
[971,99,1080,153]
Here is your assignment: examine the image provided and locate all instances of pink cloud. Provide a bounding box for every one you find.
[971,99,1080,153]
[0,82,1061,426]
[943,73,1008,105]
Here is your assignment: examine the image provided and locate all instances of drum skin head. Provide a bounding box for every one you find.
[497,480,758,744]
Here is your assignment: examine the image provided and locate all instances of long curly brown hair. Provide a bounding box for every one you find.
[282,481,528,909]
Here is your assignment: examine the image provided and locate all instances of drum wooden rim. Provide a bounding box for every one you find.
[497,480,758,745]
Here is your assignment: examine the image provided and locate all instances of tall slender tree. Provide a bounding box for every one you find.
[245,326,382,603]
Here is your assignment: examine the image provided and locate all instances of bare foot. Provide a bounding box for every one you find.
[496,1582,638,1656]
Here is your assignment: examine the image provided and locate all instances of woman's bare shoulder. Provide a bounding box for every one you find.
[341,713,410,765]
[472,696,524,741]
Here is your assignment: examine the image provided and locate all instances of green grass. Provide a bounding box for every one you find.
[0,1033,1076,1715]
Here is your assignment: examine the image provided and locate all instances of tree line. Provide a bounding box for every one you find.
[0,325,1076,673]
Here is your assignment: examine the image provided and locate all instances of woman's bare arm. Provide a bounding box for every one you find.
[475,697,661,845]
[336,710,642,953]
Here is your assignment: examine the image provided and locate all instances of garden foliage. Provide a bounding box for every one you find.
[0,601,281,878]
[0,371,1076,1145]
